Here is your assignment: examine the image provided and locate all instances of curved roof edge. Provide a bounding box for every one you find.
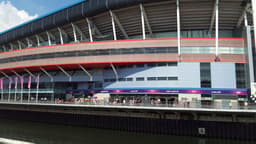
[0,0,165,45]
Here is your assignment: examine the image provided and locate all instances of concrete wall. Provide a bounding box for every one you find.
[211,63,236,89]
[103,62,201,89]
[2,62,239,91]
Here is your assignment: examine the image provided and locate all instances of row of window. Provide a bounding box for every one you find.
[0,47,178,64]
[104,62,178,70]
[181,47,244,54]
[104,76,178,83]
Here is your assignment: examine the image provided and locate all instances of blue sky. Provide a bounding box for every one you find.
[0,0,85,32]
[8,0,84,16]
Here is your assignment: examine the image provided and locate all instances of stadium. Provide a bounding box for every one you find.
[0,0,254,106]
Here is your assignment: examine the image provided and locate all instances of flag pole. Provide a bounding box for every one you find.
[28,76,31,103]
[14,77,17,102]
[20,76,24,103]
[8,78,12,102]
[36,74,40,103]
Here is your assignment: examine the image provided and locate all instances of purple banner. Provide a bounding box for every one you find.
[68,88,248,95]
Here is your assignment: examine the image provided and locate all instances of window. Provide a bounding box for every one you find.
[168,77,178,80]
[167,62,178,66]
[158,77,167,80]
[136,64,144,68]
[200,63,211,88]
[136,77,144,81]
[157,63,167,67]
[126,78,133,81]
[236,63,246,88]
[147,63,156,67]
[118,78,126,81]
[147,77,157,81]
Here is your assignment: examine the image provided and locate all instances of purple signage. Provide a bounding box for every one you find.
[67,88,247,95]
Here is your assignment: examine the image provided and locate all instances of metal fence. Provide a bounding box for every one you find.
[0,98,254,110]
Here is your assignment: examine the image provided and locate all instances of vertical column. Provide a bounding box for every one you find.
[20,76,23,103]
[0,78,3,101]
[110,10,117,40]
[58,28,64,45]
[14,77,17,102]
[176,0,181,55]
[26,38,30,48]
[3,45,6,52]
[18,41,22,50]
[244,12,248,27]
[36,35,40,46]
[8,78,11,102]
[35,74,40,103]
[46,32,51,46]
[39,67,54,103]
[28,75,31,103]
[247,26,255,89]
[71,23,78,42]
[215,0,219,57]
[10,43,14,51]
[86,18,93,42]
[252,0,256,47]
[140,4,146,39]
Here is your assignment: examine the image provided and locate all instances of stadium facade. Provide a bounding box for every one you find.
[0,0,255,106]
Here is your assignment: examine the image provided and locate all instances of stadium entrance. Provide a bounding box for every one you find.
[109,94,178,105]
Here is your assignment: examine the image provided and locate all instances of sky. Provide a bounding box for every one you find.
[0,0,84,33]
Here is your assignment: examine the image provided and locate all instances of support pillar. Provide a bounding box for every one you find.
[71,23,78,42]
[0,71,11,102]
[110,63,118,81]
[79,64,93,81]
[46,31,52,46]
[176,0,181,56]
[58,28,64,45]
[57,66,72,82]
[24,68,35,103]
[11,70,21,102]
[252,0,256,47]
[86,18,93,42]
[215,0,219,58]
[140,4,146,39]
[40,67,54,102]
[110,10,117,40]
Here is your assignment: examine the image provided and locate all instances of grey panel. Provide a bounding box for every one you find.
[211,63,236,89]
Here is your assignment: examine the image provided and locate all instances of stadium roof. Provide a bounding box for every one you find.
[0,0,252,45]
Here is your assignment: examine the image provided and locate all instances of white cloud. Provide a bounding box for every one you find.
[0,1,38,32]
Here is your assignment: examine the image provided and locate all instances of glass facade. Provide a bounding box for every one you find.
[200,63,211,88]
[235,63,247,89]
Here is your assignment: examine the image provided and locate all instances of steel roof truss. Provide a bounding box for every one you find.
[110,10,129,39]
[209,0,218,33]
[236,3,251,28]
[57,66,72,82]
[140,4,153,36]
[86,18,103,36]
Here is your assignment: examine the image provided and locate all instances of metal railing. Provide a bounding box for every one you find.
[0,98,254,110]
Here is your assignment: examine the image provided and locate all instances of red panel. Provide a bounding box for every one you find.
[0,37,244,55]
